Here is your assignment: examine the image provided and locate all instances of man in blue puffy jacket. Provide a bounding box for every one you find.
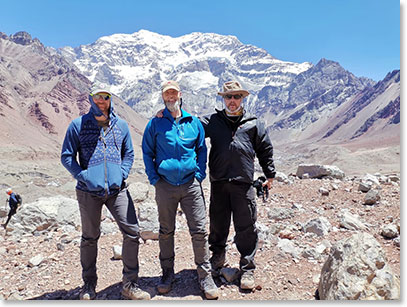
[2,188,21,229]
[61,82,150,300]
[142,80,218,299]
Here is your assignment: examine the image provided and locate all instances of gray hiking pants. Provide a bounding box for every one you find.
[76,188,140,284]
[154,177,211,279]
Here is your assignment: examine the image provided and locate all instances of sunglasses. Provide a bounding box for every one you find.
[92,93,111,100]
[224,94,242,100]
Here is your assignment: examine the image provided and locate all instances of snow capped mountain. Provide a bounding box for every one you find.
[58,29,312,117]
[0,30,400,175]
[57,29,400,150]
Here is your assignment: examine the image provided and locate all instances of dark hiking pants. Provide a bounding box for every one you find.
[208,181,258,272]
[154,177,211,279]
[4,205,17,227]
[76,188,140,284]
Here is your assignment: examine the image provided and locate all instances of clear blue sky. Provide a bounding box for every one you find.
[0,0,400,81]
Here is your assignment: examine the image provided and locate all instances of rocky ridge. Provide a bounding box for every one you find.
[0,31,148,159]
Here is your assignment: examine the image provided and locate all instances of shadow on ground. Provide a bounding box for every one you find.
[29,269,210,300]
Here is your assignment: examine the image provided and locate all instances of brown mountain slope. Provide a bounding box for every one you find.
[0,33,148,161]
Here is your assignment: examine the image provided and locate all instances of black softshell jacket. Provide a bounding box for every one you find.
[201,109,276,184]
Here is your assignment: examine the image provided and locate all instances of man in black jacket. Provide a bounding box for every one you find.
[201,81,275,290]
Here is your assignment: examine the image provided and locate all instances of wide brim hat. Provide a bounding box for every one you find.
[218,81,250,98]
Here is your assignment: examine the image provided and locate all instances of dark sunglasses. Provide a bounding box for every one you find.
[224,94,242,100]
[92,93,111,100]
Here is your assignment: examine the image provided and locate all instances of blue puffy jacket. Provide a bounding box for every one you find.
[61,95,134,196]
[8,193,19,209]
[142,108,207,186]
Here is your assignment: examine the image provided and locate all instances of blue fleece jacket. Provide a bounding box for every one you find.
[142,108,207,186]
[61,95,134,196]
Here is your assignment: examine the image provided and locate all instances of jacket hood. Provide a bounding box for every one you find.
[88,94,116,120]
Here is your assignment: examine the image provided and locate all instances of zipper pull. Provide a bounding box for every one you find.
[99,135,106,147]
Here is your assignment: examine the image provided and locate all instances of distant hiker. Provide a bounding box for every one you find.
[201,81,276,290]
[61,82,150,300]
[142,80,219,299]
[2,188,22,229]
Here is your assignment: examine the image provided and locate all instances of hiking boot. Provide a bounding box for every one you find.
[240,271,255,290]
[121,281,151,300]
[199,274,219,300]
[79,281,96,300]
[157,268,175,294]
[210,252,226,271]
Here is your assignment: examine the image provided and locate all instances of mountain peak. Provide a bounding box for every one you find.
[315,58,340,68]
[10,31,36,45]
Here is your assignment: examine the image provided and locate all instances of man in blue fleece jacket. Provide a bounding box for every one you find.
[142,80,218,299]
[61,82,150,300]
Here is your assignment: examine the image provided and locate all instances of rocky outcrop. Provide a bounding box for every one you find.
[296,164,345,179]
[7,196,80,236]
[318,232,400,300]
[9,31,35,46]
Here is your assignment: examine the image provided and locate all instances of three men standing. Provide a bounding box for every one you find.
[61,79,275,299]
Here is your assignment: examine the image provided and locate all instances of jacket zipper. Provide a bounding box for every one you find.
[100,129,108,197]
[176,120,181,185]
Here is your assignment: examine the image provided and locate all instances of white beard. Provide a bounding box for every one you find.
[165,100,180,113]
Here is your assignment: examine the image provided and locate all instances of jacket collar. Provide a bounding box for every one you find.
[216,108,257,122]
[163,107,192,121]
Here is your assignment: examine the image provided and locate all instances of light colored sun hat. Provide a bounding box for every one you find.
[90,81,113,96]
[218,81,250,98]
[161,80,180,93]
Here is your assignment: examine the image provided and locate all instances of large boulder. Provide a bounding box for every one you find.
[128,182,150,203]
[137,202,159,240]
[7,196,80,235]
[318,232,400,300]
[296,164,345,179]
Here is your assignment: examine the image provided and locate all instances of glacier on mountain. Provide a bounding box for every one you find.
[58,29,312,118]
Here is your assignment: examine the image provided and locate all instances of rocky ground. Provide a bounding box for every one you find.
[0,169,401,301]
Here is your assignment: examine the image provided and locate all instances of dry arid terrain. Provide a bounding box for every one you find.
[0,163,400,301]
